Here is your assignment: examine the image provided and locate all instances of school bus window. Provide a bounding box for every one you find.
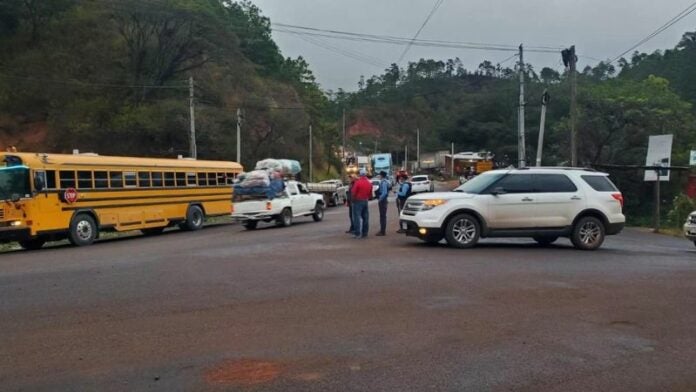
[138,172,151,187]
[77,171,93,189]
[186,172,196,186]
[152,172,163,187]
[197,172,207,186]
[217,173,226,184]
[45,170,56,189]
[164,172,175,187]
[207,172,217,186]
[94,171,109,188]
[59,170,76,188]
[176,172,186,187]
[226,172,235,184]
[110,172,123,188]
[124,172,137,187]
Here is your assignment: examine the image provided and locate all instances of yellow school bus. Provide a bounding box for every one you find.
[0,152,242,250]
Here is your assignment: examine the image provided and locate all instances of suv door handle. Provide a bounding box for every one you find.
[571,196,582,200]
[521,197,534,202]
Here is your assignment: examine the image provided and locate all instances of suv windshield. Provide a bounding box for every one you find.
[454,172,506,194]
[0,166,30,200]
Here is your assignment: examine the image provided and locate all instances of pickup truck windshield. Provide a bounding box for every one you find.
[454,172,505,194]
[0,166,30,201]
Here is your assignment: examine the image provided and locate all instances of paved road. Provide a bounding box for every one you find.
[1,196,696,391]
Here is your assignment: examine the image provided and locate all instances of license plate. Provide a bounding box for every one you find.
[401,222,408,230]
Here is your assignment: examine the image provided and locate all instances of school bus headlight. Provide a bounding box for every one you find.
[422,199,447,210]
[10,220,22,226]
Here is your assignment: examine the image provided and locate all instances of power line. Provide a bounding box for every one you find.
[273,27,562,54]
[0,72,188,89]
[273,22,565,52]
[293,34,385,68]
[610,1,696,63]
[397,0,446,63]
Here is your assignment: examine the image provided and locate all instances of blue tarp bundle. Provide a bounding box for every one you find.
[233,179,285,200]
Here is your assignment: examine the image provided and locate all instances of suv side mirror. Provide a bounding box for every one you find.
[490,187,506,196]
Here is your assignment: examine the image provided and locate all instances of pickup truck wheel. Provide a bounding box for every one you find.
[277,208,293,227]
[312,204,325,222]
[444,213,480,249]
[182,205,204,231]
[244,221,258,230]
[331,194,339,207]
[533,236,558,246]
[571,216,605,250]
[19,237,46,250]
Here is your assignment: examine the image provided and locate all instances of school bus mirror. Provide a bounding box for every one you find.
[33,175,45,192]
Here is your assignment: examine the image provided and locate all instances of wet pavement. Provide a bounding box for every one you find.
[1,197,695,391]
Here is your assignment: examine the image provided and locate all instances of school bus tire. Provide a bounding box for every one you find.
[182,205,205,231]
[19,237,46,250]
[68,213,98,246]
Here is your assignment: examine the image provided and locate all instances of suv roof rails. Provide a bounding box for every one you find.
[515,166,597,172]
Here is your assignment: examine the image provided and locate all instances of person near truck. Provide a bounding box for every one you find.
[351,169,372,239]
[345,174,357,234]
[376,170,390,236]
[395,175,412,233]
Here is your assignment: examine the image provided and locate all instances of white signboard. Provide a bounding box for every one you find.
[644,134,673,182]
[690,150,696,166]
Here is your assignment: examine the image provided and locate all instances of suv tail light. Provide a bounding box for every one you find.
[611,193,624,208]
[266,201,273,211]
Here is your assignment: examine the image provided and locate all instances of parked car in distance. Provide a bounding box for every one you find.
[683,211,696,246]
[306,179,347,206]
[371,179,380,200]
[411,175,434,193]
[399,167,625,250]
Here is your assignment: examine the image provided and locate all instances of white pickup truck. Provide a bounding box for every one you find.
[231,181,325,230]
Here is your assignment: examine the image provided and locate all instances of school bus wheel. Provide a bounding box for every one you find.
[181,205,204,231]
[68,213,98,246]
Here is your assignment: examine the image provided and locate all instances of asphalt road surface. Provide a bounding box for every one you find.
[2,194,696,391]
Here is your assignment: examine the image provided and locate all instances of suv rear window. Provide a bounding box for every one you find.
[412,176,427,182]
[535,174,577,193]
[581,175,618,192]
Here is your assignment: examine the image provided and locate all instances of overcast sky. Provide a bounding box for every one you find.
[250,0,695,92]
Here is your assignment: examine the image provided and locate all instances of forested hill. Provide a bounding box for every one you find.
[0,0,333,170]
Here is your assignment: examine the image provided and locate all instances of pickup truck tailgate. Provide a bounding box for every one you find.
[232,200,272,218]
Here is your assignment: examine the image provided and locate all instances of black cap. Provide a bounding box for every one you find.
[380,171,387,177]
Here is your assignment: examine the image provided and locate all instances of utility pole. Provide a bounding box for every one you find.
[654,168,660,233]
[236,108,241,163]
[563,45,578,166]
[517,44,526,168]
[309,124,313,182]
[188,76,197,159]
[536,90,550,166]
[417,128,421,172]
[404,145,408,171]
[451,142,455,178]
[342,108,346,164]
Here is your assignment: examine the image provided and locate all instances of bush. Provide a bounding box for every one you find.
[667,194,696,227]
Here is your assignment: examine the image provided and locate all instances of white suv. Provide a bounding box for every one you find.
[399,168,625,250]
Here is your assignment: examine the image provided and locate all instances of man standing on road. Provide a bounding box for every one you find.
[376,170,390,236]
[345,174,357,234]
[396,175,412,233]
[351,169,372,239]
